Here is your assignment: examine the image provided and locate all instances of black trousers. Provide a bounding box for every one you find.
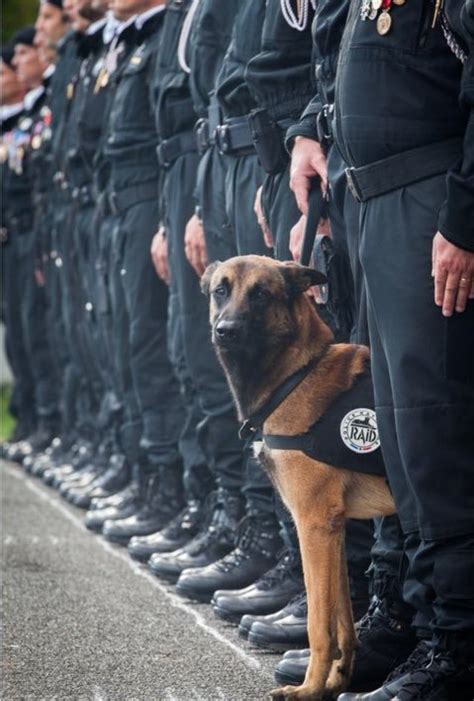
[360,172,474,633]
[164,149,243,496]
[15,231,59,421]
[107,196,184,470]
[2,232,36,431]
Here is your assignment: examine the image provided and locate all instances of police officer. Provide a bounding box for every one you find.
[149,0,285,605]
[334,0,474,699]
[5,27,62,465]
[87,0,187,547]
[0,44,34,454]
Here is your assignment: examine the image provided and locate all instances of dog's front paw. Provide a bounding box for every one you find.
[269,687,323,700]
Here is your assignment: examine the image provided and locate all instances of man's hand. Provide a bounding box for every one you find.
[289,214,306,262]
[254,185,273,248]
[290,136,328,215]
[151,227,170,284]
[432,232,474,316]
[289,213,331,263]
[185,213,208,278]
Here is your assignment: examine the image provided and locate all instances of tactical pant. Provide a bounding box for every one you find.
[2,229,36,431]
[107,194,184,470]
[163,148,243,495]
[16,230,59,422]
[360,172,474,634]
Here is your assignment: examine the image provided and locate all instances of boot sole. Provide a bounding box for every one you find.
[274,670,303,687]
[102,532,131,546]
[238,624,253,640]
[175,583,213,603]
[147,566,181,583]
[212,605,244,625]
[248,631,308,652]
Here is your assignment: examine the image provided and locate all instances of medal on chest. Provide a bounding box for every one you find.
[360,0,406,34]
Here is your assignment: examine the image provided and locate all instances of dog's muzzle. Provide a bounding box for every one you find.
[213,319,245,348]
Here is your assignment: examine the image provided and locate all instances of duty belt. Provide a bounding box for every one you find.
[108,180,157,215]
[157,130,196,168]
[345,137,463,203]
[194,95,223,155]
[215,116,255,156]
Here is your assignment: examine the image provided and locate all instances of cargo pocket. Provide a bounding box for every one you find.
[444,300,474,386]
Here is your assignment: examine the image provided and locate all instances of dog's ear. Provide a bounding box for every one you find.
[200,261,222,296]
[281,262,328,295]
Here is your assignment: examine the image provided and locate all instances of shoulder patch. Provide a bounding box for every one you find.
[340,408,380,454]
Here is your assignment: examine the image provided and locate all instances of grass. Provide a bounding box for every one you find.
[0,384,15,442]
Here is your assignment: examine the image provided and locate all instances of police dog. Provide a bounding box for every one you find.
[201,255,396,701]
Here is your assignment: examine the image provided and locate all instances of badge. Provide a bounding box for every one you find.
[340,409,380,454]
[130,55,142,65]
[393,0,405,5]
[371,0,383,10]
[377,10,392,34]
[19,117,32,131]
[31,135,42,150]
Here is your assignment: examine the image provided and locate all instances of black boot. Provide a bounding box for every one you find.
[84,481,141,532]
[212,548,303,624]
[67,454,130,509]
[148,489,244,582]
[337,636,474,701]
[127,499,204,561]
[272,597,418,691]
[175,513,282,603]
[245,589,308,650]
[102,463,184,545]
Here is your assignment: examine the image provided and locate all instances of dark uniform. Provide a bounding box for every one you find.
[92,8,186,546]
[1,92,37,443]
[6,77,61,458]
[336,1,474,698]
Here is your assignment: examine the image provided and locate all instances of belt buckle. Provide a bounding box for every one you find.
[215,124,230,154]
[194,118,210,155]
[157,140,170,168]
[345,167,363,203]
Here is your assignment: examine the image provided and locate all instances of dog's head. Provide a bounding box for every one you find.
[201,255,327,362]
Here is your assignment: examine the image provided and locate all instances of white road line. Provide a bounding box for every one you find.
[4,464,263,673]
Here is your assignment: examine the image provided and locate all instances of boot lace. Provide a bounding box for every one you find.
[396,650,457,701]
[257,549,302,590]
[386,639,432,682]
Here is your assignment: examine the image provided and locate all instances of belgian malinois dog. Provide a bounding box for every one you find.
[201,255,396,701]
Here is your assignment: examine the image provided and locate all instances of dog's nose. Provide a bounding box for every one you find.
[214,320,242,343]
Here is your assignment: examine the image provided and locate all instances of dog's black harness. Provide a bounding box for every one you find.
[240,357,385,477]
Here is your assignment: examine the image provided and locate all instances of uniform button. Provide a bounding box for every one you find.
[55,257,63,268]
[85,302,93,312]
[120,268,126,276]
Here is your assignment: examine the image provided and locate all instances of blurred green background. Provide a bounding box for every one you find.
[2,0,39,44]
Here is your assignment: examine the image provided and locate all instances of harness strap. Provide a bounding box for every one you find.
[239,352,326,440]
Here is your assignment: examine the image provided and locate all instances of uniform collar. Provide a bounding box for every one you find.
[24,85,45,112]
[87,17,107,36]
[135,4,165,30]
[43,64,56,80]
[0,102,24,123]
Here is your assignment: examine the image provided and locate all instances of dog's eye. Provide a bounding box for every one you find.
[213,285,227,298]
[250,285,269,301]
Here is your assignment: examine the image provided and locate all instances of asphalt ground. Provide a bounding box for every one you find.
[1,460,280,701]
